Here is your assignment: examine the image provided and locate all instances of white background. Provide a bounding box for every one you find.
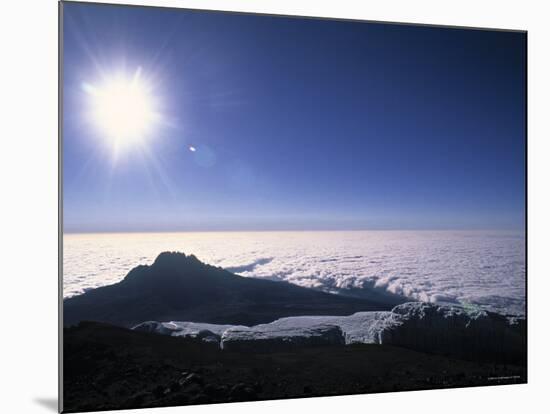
[0,0,548,413]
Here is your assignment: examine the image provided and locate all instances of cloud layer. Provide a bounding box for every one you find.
[63,230,526,316]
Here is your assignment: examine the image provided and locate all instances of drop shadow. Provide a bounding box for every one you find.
[33,397,58,412]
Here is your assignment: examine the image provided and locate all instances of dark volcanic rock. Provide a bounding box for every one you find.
[229,383,257,401]
[182,373,203,385]
[64,251,398,327]
[62,321,526,412]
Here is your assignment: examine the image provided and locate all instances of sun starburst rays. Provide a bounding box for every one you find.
[83,67,162,157]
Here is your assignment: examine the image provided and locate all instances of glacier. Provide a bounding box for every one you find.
[132,302,525,361]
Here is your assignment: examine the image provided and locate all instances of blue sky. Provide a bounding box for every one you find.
[62,2,526,233]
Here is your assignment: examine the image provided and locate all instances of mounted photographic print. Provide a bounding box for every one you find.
[60,1,527,412]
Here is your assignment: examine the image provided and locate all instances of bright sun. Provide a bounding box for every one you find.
[84,67,159,152]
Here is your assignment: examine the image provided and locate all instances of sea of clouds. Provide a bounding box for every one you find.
[63,230,526,316]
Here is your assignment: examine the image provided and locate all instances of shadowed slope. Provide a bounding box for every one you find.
[64,252,403,327]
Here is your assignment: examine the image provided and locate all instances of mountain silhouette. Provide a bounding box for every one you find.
[64,252,402,327]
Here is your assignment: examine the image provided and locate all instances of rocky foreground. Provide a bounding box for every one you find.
[134,301,525,363]
[63,321,526,413]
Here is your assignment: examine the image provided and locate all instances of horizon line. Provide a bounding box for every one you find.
[63,227,526,235]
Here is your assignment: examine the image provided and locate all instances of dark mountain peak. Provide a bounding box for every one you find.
[121,251,225,287]
[64,252,402,327]
[152,251,205,269]
[154,251,205,270]
[154,251,187,264]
